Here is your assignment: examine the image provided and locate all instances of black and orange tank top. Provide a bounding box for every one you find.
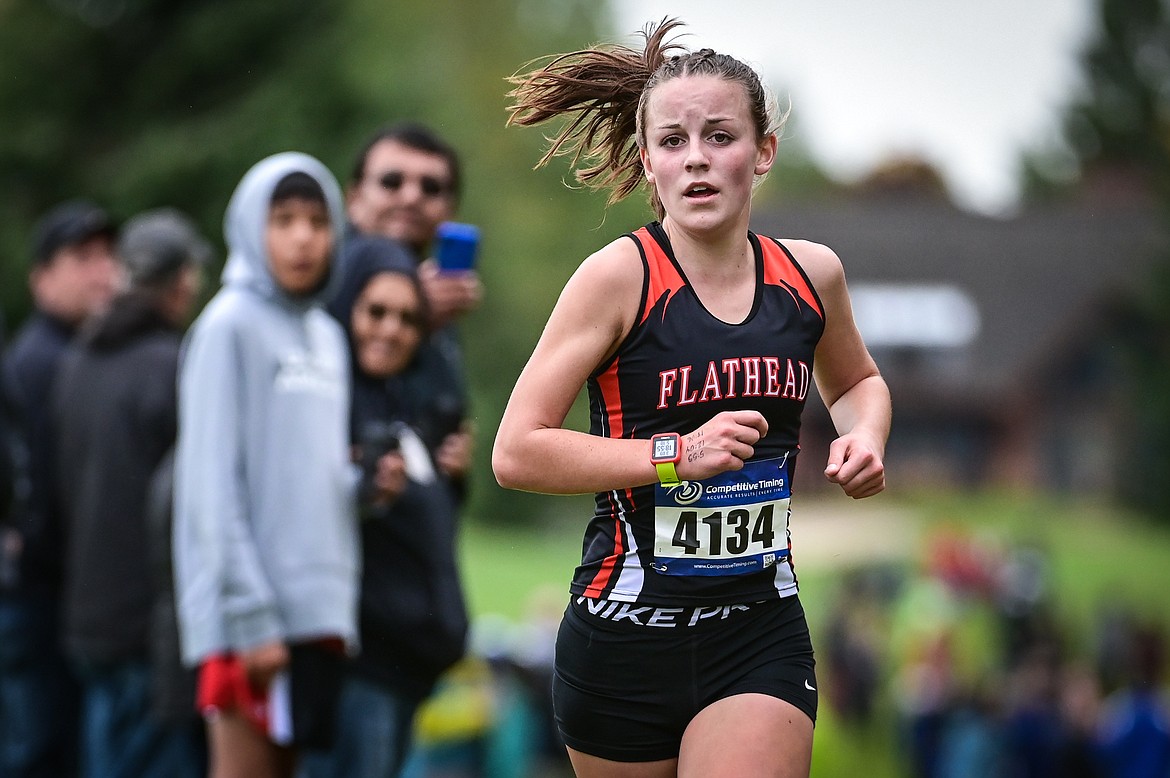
[571,222,825,606]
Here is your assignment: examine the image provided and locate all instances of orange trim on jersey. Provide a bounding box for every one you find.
[595,357,624,439]
[583,504,627,598]
[586,355,628,596]
[761,238,824,320]
[634,227,686,325]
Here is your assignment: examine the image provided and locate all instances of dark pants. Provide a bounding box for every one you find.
[299,673,422,778]
[0,590,81,778]
[75,659,206,778]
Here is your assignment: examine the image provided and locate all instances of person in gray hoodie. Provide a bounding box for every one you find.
[173,152,359,778]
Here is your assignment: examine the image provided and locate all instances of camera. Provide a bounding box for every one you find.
[358,419,407,477]
[356,420,409,509]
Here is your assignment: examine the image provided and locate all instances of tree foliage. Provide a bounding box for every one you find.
[1023,0,1170,517]
[1023,0,1170,198]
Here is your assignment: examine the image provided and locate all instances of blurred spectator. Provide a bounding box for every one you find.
[994,541,1056,669]
[345,122,476,462]
[490,587,567,777]
[146,447,207,773]
[822,571,884,726]
[405,653,497,778]
[173,153,358,777]
[404,598,570,778]
[1000,644,1066,777]
[897,632,961,778]
[1,320,26,593]
[1,199,120,778]
[924,527,999,600]
[1096,621,1170,778]
[342,122,480,772]
[300,235,469,777]
[346,121,481,330]
[1055,661,1104,778]
[52,208,211,777]
[936,681,1004,778]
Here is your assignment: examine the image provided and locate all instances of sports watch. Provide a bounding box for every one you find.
[650,432,682,486]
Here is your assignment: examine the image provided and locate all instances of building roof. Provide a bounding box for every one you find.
[753,193,1168,400]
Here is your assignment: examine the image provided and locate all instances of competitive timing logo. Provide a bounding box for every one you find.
[664,481,703,505]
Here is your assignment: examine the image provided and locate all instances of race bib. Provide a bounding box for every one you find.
[650,454,792,576]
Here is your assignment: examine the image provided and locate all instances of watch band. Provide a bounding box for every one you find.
[655,460,681,486]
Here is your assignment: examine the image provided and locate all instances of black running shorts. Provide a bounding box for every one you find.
[552,594,817,762]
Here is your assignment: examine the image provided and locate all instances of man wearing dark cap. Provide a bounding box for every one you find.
[52,207,211,778]
[1,199,121,778]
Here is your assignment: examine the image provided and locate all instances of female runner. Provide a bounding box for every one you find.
[493,18,891,778]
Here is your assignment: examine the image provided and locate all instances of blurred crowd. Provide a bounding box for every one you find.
[394,526,1170,778]
[0,123,487,778]
[819,527,1170,778]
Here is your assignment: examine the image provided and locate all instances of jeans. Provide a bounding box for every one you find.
[75,659,205,778]
[299,673,421,778]
[0,591,80,778]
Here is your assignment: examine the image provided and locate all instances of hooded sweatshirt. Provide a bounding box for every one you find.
[173,152,358,665]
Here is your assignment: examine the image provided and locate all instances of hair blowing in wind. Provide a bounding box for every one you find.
[505,18,688,206]
[506,17,782,219]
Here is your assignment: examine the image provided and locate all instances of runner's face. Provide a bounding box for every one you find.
[347,140,454,255]
[640,75,775,233]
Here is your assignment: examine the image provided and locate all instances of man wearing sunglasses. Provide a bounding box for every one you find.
[346,122,481,330]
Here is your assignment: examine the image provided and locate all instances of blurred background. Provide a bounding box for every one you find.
[2,0,1168,775]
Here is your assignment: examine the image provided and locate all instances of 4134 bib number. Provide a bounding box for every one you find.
[651,454,792,576]
[670,503,777,557]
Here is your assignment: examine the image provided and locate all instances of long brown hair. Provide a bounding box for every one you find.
[506,18,781,219]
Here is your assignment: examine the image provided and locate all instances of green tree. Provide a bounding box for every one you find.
[1023,0,1170,198]
[1023,0,1170,517]
[0,0,355,321]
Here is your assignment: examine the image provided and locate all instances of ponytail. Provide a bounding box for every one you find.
[507,18,781,218]
[506,17,688,208]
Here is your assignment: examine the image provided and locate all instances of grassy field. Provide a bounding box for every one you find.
[454,490,1170,776]
[459,489,1170,629]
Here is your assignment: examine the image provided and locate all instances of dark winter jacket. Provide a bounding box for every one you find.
[144,447,197,724]
[330,235,469,699]
[0,340,32,592]
[52,291,182,664]
[3,310,76,592]
[349,374,468,698]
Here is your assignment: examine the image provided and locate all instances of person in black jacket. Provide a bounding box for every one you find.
[52,208,211,778]
[300,235,469,778]
[2,199,120,778]
[0,323,30,594]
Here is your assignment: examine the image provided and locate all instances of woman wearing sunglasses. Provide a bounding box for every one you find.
[299,235,470,778]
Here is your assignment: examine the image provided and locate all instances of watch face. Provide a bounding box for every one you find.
[652,435,678,462]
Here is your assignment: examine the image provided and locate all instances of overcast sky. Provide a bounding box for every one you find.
[611,1,1096,215]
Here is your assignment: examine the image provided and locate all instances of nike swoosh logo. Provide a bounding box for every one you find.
[804,679,816,691]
